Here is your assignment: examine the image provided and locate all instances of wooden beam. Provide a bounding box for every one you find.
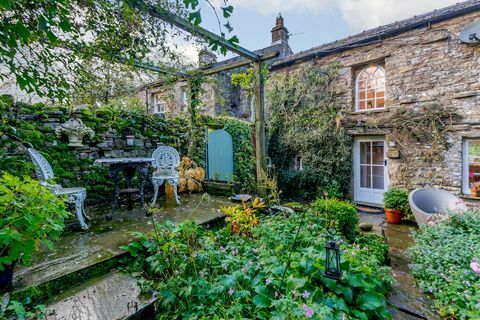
[253,61,267,196]
[128,0,261,61]
[201,50,279,75]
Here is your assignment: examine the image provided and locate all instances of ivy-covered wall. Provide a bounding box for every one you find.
[0,96,254,205]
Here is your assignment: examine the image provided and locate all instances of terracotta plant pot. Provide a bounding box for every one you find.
[470,190,480,198]
[384,208,402,224]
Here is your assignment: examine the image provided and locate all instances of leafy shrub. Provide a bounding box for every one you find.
[0,174,70,269]
[407,211,480,319]
[0,293,45,319]
[357,233,389,266]
[310,198,359,242]
[122,211,393,319]
[221,198,264,236]
[383,188,409,210]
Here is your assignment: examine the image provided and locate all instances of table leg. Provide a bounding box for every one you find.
[138,164,148,208]
[108,165,121,220]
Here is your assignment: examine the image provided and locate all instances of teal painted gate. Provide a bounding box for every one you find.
[207,129,234,181]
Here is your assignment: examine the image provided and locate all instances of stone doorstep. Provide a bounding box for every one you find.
[45,272,156,320]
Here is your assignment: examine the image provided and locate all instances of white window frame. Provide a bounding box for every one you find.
[462,138,480,195]
[152,94,166,114]
[355,65,386,112]
[294,154,303,171]
[180,87,188,111]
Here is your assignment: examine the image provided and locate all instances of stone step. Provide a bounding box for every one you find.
[45,272,156,320]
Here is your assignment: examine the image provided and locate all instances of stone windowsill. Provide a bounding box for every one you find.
[459,195,480,201]
[349,108,390,115]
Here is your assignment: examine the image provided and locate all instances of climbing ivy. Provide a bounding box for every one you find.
[266,62,352,199]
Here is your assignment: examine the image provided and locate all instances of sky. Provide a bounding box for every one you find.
[179,0,462,63]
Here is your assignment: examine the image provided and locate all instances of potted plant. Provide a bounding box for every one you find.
[470,182,480,198]
[0,174,70,290]
[55,118,94,147]
[383,188,409,224]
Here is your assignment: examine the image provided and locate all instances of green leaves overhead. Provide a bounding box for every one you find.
[1,0,237,101]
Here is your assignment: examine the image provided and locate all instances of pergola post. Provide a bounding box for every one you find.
[253,61,267,196]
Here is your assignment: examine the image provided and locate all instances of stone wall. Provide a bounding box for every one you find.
[267,11,480,199]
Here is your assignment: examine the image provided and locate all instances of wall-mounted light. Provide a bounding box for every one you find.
[356,119,366,134]
[125,135,135,147]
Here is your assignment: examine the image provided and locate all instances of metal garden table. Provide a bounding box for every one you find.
[94,157,154,218]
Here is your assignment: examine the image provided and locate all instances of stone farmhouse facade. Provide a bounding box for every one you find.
[140,1,480,206]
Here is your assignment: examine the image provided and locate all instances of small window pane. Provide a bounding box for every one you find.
[359,91,366,99]
[376,98,385,109]
[372,166,384,189]
[360,142,371,164]
[468,141,480,189]
[372,142,384,164]
[360,165,371,188]
[358,101,365,110]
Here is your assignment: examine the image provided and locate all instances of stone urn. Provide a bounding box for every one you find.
[55,118,94,147]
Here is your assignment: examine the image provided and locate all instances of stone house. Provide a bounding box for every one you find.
[140,1,480,206]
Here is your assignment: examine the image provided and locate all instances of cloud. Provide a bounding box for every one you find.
[338,0,460,31]
[228,0,459,31]
[229,0,333,15]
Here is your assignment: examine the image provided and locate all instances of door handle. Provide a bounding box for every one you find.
[384,159,387,166]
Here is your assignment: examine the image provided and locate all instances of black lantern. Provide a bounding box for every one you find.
[356,119,366,133]
[324,240,341,280]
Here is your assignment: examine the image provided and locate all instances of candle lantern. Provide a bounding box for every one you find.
[324,240,341,280]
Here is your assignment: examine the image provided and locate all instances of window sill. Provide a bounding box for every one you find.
[459,195,480,201]
[349,108,390,115]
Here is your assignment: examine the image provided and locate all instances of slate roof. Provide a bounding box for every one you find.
[272,0,480,69]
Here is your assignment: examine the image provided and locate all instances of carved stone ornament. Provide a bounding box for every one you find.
[55,118,95,147]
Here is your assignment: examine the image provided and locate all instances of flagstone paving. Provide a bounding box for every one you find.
[358,212,439,320]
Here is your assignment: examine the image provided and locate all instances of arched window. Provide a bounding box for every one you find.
[355,65,385,111]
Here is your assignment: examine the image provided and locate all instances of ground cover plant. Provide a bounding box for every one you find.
[407,211,480,319]
[121,199,393,319]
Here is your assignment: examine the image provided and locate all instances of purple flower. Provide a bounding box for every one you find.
[470,261,480,276]
[302,304,314,318]
[302,290,310,298]
[205,224,210,229]
[228,288,235,295]
[274,291,279,299]
[265,278,272,285]
[292,290,299,297]
[220,245,225,251]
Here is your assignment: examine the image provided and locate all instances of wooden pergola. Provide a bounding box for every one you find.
[128,0,276,195]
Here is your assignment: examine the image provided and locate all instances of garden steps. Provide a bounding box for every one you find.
[44,272,156,320]
[9,194,230,305]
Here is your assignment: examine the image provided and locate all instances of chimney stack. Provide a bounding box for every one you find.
[198,48,217,67]
[271,13,289,45]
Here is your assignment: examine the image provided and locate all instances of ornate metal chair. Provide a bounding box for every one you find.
[27,148,89,230]
[151,146,181,206]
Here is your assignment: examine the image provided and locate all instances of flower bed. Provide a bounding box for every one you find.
[121,203,393,319]
[407,211,480,319]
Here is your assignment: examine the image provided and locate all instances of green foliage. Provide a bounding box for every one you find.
[383,188,409,210]
[0,293,45,320]
[0,0,238,100]
[310,198,359,242]
[356,234,389,266]
[407,211,480,319]
[267,62,352,199]
[0,174,70,269]
[121,211,393,319]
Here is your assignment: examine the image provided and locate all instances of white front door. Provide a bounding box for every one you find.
[354,137,389,206]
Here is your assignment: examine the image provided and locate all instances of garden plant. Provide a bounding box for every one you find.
[408,211,480,319]
[121,198,393,319]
